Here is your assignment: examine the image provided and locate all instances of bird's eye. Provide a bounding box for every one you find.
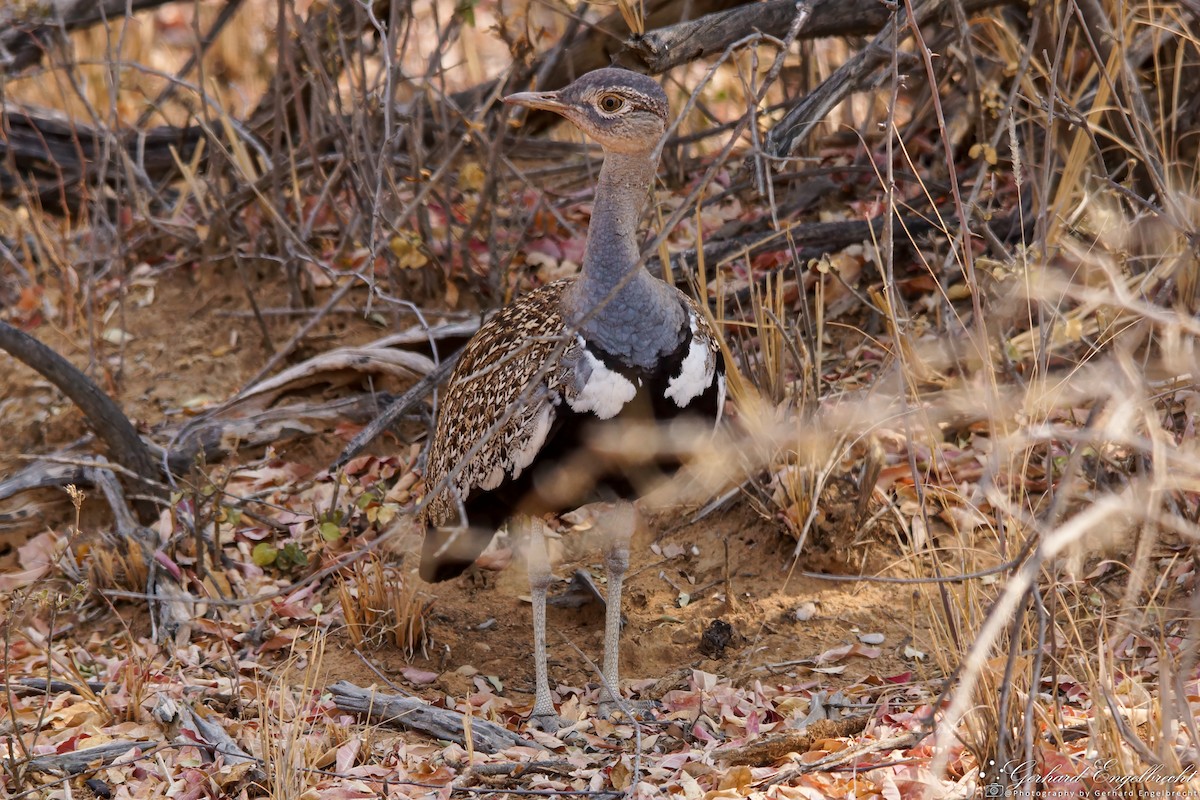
[598,94,625,113]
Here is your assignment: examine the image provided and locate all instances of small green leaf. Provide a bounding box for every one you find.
[252,543,278,566]
[320,521,343,541]
[279,542,309,568]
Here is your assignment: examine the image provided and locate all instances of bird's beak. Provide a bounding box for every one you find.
[504,90,569,114]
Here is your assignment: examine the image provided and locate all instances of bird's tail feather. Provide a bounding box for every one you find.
[419,525,492,582]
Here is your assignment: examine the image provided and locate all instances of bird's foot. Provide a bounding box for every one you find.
[527,710,569,736]
[598,697,659,724]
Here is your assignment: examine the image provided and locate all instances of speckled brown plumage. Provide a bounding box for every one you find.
[419,279,576,532]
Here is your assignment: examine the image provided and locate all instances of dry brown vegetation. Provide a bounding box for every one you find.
[1,0,1199,797]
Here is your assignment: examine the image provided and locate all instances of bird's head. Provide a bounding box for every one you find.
[504,68,669,154]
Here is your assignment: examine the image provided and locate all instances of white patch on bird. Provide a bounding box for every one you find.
[715,373,727,426]
[665,317,715,407]
[510,404,554,479]
[568,344,637,420]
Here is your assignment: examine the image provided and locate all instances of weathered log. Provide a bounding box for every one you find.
[328,680,539,752]
[19,741,157,774]
[623,0,1018,74]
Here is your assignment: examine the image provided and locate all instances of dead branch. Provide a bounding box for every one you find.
[664,198,1029,281]
[762,0,1029,161]
[247,0,392,140]
[18,741,158,774]
[10,678,108,697]
[0,0,176,74]
[183,318,475,472]
[0,319,471,512]
[0,456,92,502]
[153,695,264,779]
[432,0,746,139]
[530,0,746,90]
[622,0,1017,74]
[328,680,539,752]
[88,463,204,644]
[0,322,163,520]
[166,393,399,474]
[0,104,202,214]
[330,351,461,471]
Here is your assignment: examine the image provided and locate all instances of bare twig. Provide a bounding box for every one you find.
[0,321,163,518]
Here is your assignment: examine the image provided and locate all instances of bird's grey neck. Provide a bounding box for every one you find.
[566,150,685,367]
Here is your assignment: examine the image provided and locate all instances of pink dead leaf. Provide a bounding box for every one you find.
[525,238,564,261]
[658,752,694,770]
[1084,560,1117,580]
[883,672,914,684]
[691,670,720,692]
[236,526,273,542]
[876,771,902,800]
[527,727,567,748]
[258,633,297,653]
[273,510,313,527]
[401,667,439,685]
[342,455,379,476]
[272,599,314,620]
[335,738,361,773]
[55,733,89,754]
[19,530,60,570]
[660,688,702,712]
[815,643,882,664]
[275,586,317,618]
[229,462,314,492]
[0,531,60,591]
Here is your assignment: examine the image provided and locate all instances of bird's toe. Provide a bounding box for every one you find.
[598,697,659,724]
[528,710,568,736]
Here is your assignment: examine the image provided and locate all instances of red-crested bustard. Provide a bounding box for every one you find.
[418,68,726,732]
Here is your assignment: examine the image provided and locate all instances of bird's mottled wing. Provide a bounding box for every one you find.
[420,280,577,528]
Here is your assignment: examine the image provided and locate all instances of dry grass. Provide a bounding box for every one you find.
[337,555,432,656]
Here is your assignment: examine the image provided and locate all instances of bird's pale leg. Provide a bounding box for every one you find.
[526,515,560,732]
[599,502,636,715]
